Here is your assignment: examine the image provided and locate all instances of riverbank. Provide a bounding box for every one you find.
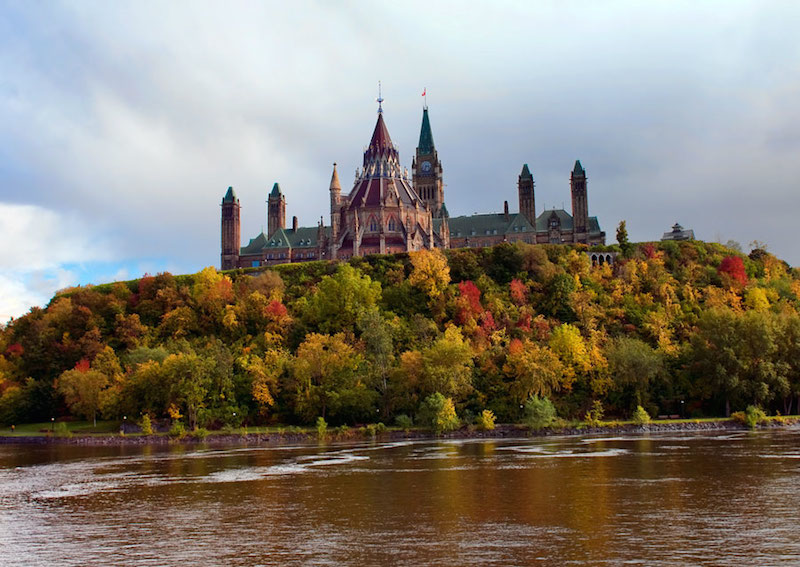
[2,417,798,446]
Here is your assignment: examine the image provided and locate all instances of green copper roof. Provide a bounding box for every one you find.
[573,160,585,175]
[520,164,532,179]
[417,108,435,154]
[440,202,449,217]
[222,186,237,203]
[269,183,282,198]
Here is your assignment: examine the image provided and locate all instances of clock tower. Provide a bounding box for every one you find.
[412,107,446,217]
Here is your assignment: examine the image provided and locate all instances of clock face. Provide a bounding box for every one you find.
[421,160,432,173]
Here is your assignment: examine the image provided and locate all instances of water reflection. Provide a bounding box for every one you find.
[1,430,800,565]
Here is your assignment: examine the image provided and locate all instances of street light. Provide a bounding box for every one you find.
[51,417,54,433]
[681,400,685,418]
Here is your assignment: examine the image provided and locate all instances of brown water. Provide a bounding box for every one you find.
[1,430,800,566]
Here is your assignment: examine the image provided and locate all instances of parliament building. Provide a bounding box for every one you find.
[220,101,605,270]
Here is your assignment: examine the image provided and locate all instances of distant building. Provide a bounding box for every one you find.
[220,99,605,270]
[661,223,694,241]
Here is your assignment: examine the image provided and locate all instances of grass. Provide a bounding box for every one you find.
[2,415,798,438]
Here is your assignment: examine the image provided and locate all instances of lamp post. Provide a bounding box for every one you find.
[51,417,55,434]
[680,400,685,418]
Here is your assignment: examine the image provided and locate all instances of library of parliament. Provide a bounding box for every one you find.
[220,99,605,270]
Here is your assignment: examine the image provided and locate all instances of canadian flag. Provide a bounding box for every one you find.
[422,88,426,97]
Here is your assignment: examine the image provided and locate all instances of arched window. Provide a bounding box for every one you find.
[388,216,397,231]
[368,216,378,232]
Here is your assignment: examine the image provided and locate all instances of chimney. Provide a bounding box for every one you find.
[292,216,298,231]
[504,200,509,221]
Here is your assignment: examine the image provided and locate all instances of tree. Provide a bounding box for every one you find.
[718,255,748,288]
[292,333,362,421]
[503,339,565,404]
[304,264,381,334]
[420,326,473,401]
[162,353,212,430]
[419,392,460,434]
[239,348,288,415]
[56,364,110,426]
[616,220,632,256]
[606,337,663,410]
[408,248,451,300]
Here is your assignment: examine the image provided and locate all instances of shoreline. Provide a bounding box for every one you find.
[2,418,798,447]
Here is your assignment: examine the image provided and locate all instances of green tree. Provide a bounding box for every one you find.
[420,326,474,401]
[162,353,212,430]
[607,337,663,410]
[292,333,362,421]
[56,367,110,426]
[420,392,460,434]
[304,264,382,334]
[616,220,632,256]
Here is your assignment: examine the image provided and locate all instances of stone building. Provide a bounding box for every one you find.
[661,223,694,241]
[220,100,604,270]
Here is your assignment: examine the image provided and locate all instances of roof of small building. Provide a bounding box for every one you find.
[240,225,329,255]
[448,208,602,238]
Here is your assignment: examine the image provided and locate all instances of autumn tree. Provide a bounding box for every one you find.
[292,333,363,421]
[503,339,565,404]
[409,248,451,300]
[56,362,110,427]
[304,264,381,334]
[419,326,474,401]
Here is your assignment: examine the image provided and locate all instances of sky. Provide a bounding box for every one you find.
[1,0,800,322]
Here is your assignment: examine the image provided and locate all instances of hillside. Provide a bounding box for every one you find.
[1,240,798,429]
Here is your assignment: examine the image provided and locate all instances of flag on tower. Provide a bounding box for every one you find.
[422,88,426,97]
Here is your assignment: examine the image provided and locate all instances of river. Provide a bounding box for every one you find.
[1,429,799,565]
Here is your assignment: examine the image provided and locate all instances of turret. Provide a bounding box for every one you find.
[220,186,240,270]
[518,163,535,225]
[413,107,445,217]
[329,163,341,239]
[570,160,588,236]
[267,182,286,237]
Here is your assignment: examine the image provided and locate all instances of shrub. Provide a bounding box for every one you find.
[476,409,496,431]
[633,405,651,425]
[363,422,387,437]
[733,405,768,429]
[169,421,186,438]
[54,422,72,438]
[584,400,605,427]
[316,417,328,439]
[395,414,413,432]
[420,393,460,435]
[139,414,153,435]
[524,396,557,429]
[191,428,209,440]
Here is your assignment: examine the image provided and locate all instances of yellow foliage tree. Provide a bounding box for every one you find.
[409,248,451,300]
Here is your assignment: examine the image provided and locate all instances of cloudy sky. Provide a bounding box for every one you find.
[1,0,799,321]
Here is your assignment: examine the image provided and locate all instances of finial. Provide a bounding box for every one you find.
[377,81,384,113]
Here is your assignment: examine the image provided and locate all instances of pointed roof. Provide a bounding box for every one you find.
[329,163,341,191]
[520,163,533,179]
[269,182,282,198]
[368,112,393,153]
[573,160,585,175]
[222,186,237,203]
[418,108,435,154]
[440,203,449,218]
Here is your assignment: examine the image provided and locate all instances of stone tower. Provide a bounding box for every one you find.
[412,107,445,217]
[267,182,286,237]
[220,186,240,270]
[570,160,588,236]
[329,163,341,252]
[518,163,535,225]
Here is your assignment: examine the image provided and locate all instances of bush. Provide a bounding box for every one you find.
[732,405,768,429]
[633,405,651,425]
[362,422,387,437]
[316,416,328,439]
[139,414,153,435]
[524,396,557,429]
[476,409,496,431]
[584,400,605,427]
[169,421,186,437]
[420,393,460,435]
[54,422,72,438]
[395,414,413,432]
[190,428,209,440]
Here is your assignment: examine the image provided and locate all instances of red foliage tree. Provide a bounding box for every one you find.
[510,278,528,305]
[718,256,748,287]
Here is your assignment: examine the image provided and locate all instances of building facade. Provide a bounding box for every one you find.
[220,102,605,270]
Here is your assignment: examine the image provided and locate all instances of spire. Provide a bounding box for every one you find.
[573,160,585,176]
[376,81,384,114]
[329,162,341,191]
[520,163,532,179]
[418,108,435,154]
[222,186,237,203]
[369,112,393,151]
[270,183,282,198]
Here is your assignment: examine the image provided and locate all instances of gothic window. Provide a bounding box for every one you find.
[550,218,559,229]
[369,216,378,232]
[388,216,397,231]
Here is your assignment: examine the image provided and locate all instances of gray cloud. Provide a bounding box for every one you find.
[1,0,799,315]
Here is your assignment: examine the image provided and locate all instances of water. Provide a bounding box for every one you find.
[2,430,800,565]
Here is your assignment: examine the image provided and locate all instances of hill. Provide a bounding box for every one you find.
[1,240,798,429]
